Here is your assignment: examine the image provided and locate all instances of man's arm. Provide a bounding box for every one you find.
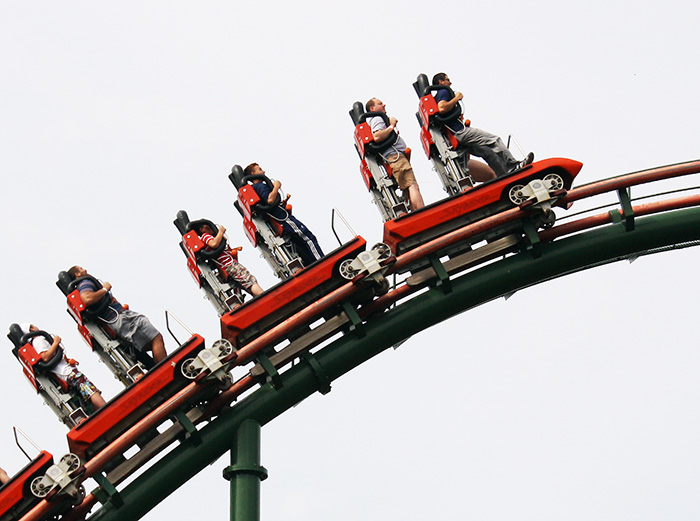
[268,180,282,204]
[371,116,398,142]
[205,226,226,248]
[39,335,61,362]
[80,281,112,306]
[437,91,463,114]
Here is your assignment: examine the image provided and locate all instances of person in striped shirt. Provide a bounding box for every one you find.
[195,223,264,297]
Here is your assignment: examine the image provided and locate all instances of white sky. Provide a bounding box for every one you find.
[1,1,699,520]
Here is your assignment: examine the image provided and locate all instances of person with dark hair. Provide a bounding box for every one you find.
[67,266,167,363]
[431,72,533,177]
[365,98,425,211]
[18,323,106,410]
[195,222,264,296]
[243,163,324,266]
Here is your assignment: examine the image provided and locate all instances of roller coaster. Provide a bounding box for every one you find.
[2,73,699,521]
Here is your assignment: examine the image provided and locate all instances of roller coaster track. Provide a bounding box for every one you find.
[17,160,700,521]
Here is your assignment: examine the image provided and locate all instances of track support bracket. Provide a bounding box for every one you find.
[301,351,332,395]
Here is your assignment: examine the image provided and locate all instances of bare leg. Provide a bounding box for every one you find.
[408,184,425,211]
[0,467,10,485]
[90,392,107,409]
[249,283,264,296]
[149,333,167,363]
[468,160,496,183]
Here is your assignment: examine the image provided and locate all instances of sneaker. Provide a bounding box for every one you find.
[508,152,535,174]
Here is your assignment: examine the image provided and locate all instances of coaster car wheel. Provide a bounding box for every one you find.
[339,259,359,280]
[540,209,556,229]
[544,173,564,191]
[212,339,234,358]
[371,242,392,260]
[508,184,528,205]
[60,453,81,473]
[217,373,234,390]
[181,358,200,379]
[374,277,390,296]
[70,484,86,506]
[30,477,52,498]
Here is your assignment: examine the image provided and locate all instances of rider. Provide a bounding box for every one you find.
[243,163,325,267]
[18,323,106,410]
[366,98,425,212]
[432,72,534,178]
[66,266,167,363]
[195,222,264,296]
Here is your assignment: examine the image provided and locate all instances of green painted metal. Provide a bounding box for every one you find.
[222,420,267,521]
[87,207,700,521]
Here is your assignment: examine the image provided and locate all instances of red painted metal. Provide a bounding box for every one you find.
[0,451,53,518]
[66,335,206,460]
[219,238,366,348]
[382,158,583,254]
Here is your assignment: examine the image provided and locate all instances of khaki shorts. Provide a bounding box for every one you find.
[386,153,417,190]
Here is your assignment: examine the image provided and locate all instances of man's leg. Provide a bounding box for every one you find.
[407,184,424,210]
[149,333,167,362]
[285,217,324,264]
[457,127,518,176]
[90,391,107,409]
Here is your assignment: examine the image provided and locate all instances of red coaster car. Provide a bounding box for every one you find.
[0,451,54,521]
[219,236,368,349]
[383,157,583,263]
[65,334,218,461]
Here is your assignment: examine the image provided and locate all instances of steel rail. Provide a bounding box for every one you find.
[23,160,700,521]
[561,159,700,204]
[85,206,700,521]
[540,193,700,242]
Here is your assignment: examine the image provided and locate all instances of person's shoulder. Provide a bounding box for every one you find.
[252,182,269,194]
[368,114,386,129]
[77,278,96,291]
[434,89,451,102]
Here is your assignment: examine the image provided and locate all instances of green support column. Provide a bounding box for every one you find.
[222,419,268,521]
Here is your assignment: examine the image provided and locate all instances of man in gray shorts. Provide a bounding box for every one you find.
[366,98,425,212]
[67,266,167,363]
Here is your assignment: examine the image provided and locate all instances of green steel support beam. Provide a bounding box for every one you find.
[222,420,267,521]
[87,207,700,521]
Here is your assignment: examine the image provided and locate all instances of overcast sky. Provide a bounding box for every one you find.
[1,1,699,520]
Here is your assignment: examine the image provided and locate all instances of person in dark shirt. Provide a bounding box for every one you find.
[243,163,324,267]
[432,72,533,177]
[67,266,167,363]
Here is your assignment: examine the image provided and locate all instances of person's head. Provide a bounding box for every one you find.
[365,98,386,113]
[18,323,37,337]
[67,265,87,280]
[196,223,214,236]
[432,72,451,86]
[244,163,265,177]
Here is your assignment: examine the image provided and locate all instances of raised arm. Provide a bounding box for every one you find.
[437,91,463,114]
[80,281,112,306]
[205,226,226,248]
[39,335,62,362]
[372,117,398,142]
[268,180,282,205]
